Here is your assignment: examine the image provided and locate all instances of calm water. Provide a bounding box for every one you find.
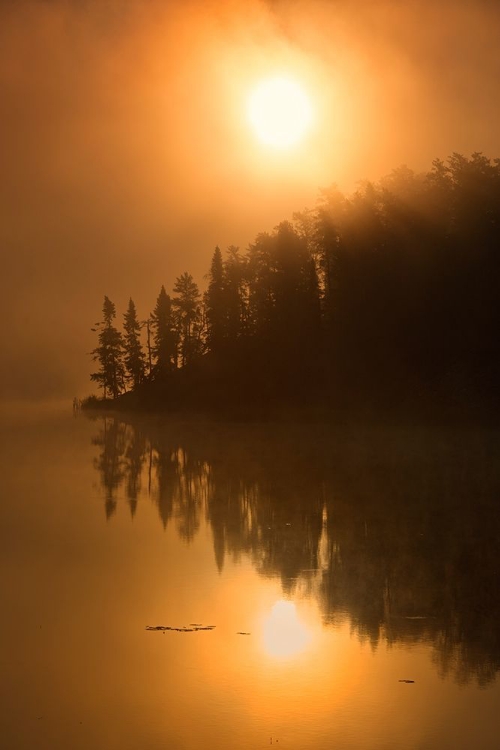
[1,406,500,749]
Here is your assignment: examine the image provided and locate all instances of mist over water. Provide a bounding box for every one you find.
[2,408,499,749]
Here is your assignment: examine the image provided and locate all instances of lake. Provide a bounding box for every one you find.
[1,405,500,749]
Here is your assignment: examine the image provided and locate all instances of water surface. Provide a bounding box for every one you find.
[1,408,499,749]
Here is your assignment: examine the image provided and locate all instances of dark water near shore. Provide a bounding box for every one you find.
[1,406,500,749]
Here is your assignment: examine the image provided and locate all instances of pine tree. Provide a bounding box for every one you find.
[90,296,125,399]
[150,285,177,377]
[172,272,202,367]
[224,246,248,342]
[123,298,146,390]
[204,246,226,355]
[246,232,275,339]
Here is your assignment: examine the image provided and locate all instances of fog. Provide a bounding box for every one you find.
[1,0,499,400]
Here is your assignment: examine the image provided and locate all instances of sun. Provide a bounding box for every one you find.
[247,76,314,150]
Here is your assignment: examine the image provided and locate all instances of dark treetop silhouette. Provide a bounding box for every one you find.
[86,153,500,420]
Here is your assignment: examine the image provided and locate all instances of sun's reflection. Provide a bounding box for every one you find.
[262,599,312,659]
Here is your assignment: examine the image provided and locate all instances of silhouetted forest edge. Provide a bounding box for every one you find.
[83,153,500,424]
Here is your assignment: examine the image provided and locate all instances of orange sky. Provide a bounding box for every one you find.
[1,0,500,399]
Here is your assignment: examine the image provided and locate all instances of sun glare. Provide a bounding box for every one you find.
[247,76,314,149]
[262,599,312,659]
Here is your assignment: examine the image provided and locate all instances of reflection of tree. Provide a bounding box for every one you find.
[175,448,204,542]
[90,417,500,686]
[206,461,257,572]
[248,470,324,592]
[123,424,146,517]
[92,417,126,519]
[318,428,500,683]
[153,439,178,529]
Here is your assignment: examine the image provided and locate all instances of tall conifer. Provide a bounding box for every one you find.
[150,286,177,376]
[90,296,125,399]
[123,298,146,390]
[172,272,202,367]
[205,246,226,354]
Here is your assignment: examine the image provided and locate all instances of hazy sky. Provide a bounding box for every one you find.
[1,0,500,399]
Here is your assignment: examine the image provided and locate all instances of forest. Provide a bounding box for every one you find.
[85,153,500,420]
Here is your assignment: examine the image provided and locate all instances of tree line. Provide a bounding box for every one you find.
[90,271,204,399]
[89,152,500,415]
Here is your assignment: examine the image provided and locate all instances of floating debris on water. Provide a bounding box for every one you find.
[145,626,171,631]
[146,624,216,633]
[236,632,251,635]
[398,679,415,683]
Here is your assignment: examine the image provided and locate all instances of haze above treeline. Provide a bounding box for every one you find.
[2,0,500,400]
[88,153,500,420]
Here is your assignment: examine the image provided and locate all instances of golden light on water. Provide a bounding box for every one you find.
[262,599,313,659]
[247,76,314,149]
